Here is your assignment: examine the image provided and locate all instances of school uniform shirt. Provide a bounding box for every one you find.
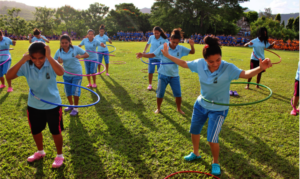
[249,37,270,60]
[17,59,62,110]
[187,59,242,111]
[153,43,190,77]
[95,34,109,52]
[54,46,86,76]
[147,35,169,59]
[31,35,48,43]
[296,61,300,81]
[0,36,13,62]
[79,38,101,60]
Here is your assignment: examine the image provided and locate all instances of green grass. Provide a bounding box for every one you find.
[0,41,299,179]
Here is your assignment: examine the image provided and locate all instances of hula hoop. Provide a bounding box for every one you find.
[252,49,281,64]
[201,82,272,106]
[140,58,175,65]
[164,171,220,179]
[30,82,100,108]
[86,50,115,56]
[0,54,11,66]
[110,61,126,64]
[0,48,13,51]
[107,45,116,53]
[64,60,106,77]
[141,68,157,73]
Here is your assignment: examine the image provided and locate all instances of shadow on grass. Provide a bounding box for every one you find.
[27,158,45,178]
[0,92,9,105]
[246,87,291,104]
[16,94,28,116]
[91,88,153,178]
[69,117,107,178]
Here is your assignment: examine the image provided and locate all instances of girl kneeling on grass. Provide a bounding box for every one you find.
[54,35,89,116]
[6,42,65,168]
[136,28,195,114]
[160,36,272,175]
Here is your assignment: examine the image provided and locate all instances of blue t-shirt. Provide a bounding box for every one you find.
[187,59,242,111]
[249,37,270,60]
[31,35,47,43]
[95,34,110,52]
[79,38,101,60]
[296,61,300,81]
[147,35,169,59]
[17,59,62,110]
[153,43,190,77]
[54,46,86,76]
[0,37,13,62]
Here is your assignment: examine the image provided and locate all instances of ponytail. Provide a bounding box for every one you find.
[171,28,183,40]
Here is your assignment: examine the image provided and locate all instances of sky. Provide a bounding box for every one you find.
[5,0,300,14]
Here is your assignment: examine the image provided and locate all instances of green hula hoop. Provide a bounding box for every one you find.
[201,82,272,106]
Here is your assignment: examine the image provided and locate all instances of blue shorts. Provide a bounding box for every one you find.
[98,51,109,64]
[148,58,160,74]
[190,101,228,143]
[0,60,11,77]
[156,73,181,98]
[84,59,97,74]
[63,76,82,97]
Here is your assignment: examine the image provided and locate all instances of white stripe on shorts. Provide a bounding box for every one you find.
[212,115,224,143]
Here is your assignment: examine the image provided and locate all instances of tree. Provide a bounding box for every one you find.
[33,7,57,35]
[281,20,285,27]
[0,8,28,35]
[259,8,274,19]
[286,17,294,29]
[244,11,258,24]
[55,5,79,34]
[275,13,281,22]
[293,16,299,32]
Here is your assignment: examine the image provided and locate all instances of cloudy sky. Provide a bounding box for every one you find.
[10,0,300,14]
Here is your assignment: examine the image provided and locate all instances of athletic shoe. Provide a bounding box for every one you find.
[27,152,46,162]
[7,87,13,92]
[92,84,97,88]
[290,109,297,116]
[184,152,201,161]
[106,73,110,76]
[229,91,233,96]
[147,85,152,90]
[64,107,73,112]
[52,157,64,168]
[70,109,78,116]
[0,84,6,89]
[233,91,239,96]
[86,84,92,87]
[211,163,221,175]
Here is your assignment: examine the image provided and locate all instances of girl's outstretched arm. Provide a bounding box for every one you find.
[161,43,189,68]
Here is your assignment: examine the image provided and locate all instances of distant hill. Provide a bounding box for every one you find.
[140,8,151,14]
[0,1,36,20]
[280,13,299,26]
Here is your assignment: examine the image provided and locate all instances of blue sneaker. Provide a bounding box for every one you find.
[184,152,201,161]
[211,163,221,175]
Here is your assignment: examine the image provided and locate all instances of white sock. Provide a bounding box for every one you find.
[73,108,78,112]
[38,150,45,155]
[149,84,152,86]
[57,154,63,158]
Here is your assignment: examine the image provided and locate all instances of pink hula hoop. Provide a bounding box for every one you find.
[64,59,106,77]
[0,54,11,66]
[252,49,282,64]
[86,50,115,57]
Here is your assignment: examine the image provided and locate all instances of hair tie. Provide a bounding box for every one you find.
[204,44,209,48]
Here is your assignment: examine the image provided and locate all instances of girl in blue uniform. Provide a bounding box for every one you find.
[137,28,195,114]
[291,61,300,115]
[244,27,275,89]
[28,28,49,44]
[79,29,101,88]
[142,26,169,90]
[95,25,112,76]
[54,35,89,116]
[6,42,66,168]
[0,30,16,92]
[160,36,273,175]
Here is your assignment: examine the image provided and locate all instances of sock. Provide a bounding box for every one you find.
[38,150,45,155]
[149,84,152,86]
[73,108,78,112]
[57,154,63,158]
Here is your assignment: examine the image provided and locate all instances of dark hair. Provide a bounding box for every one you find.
[153,26,167,39]
[87,29,95,34]
[28,42,46,65]
[33,28,40,35]
[258,27,268,46]
[0,30,2,36]
[171,28,183,40]
[202,36,222,59]
[59,34,73,52]
[99,24,105,30]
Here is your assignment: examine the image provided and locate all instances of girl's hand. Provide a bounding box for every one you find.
[21,54,31,64]
[161,43,169,57]
[12,41,16,46]
[136,52,143,59]
[249,42,253,46]
[189,39,195,46]
[100,43,106,48]
[57,57,63,63]
[259,58,272,70]
[75,54,81,59]
[45,45,51,58]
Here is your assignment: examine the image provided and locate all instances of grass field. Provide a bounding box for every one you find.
[0,41,299,179]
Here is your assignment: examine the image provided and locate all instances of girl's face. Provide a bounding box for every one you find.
[60,39,70,50]
[87,31,94,40]
[205,54,222,72]
[154,30,161,39]
[170,39,180,48]
[30,53,46,69]
[100,29,105,36]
